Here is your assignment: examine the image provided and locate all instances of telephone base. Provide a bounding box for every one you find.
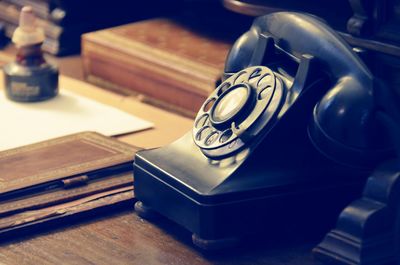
[135,200,240,250]
[133,137,365,250]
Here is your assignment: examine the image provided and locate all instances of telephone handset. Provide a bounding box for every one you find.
[134,12,395,249]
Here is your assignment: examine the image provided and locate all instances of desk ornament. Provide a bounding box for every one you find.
[3,6,58,102]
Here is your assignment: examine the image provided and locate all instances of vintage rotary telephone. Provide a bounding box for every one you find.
[133,12,394,249]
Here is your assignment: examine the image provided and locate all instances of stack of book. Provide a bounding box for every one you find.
[0,0,173,55]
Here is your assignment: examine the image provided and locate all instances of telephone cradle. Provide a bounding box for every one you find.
[133,12,395,252]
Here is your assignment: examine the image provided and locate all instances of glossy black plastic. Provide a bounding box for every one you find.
[133,12,395,249]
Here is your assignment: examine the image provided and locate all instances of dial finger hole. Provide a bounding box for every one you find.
[249,68,262,80]
[258,86,273,100]
[195,114,209,129]
[257,74,273,90]
[219,129,233,143]
[234,71,248,84]
[205,131,219,146]
[203,98,216,112]
[196,126,212,141]
[217,82,231,96]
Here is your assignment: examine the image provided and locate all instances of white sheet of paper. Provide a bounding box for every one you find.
[0,90,153,151]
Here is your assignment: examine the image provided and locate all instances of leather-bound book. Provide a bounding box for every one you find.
[82,19,232,116]
[0,132,139,238]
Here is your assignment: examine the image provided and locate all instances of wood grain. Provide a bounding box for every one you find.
[0,76,322,264]
[0,210,322,265]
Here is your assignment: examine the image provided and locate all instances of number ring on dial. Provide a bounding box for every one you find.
[192,66,279,157]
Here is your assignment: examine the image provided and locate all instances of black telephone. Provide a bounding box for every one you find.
[133,12,394,249]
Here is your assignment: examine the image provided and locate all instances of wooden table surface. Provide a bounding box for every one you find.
[0,209,321,265]
[0,76,323,265]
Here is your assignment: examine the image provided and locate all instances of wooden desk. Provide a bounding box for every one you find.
[0,76,321,265]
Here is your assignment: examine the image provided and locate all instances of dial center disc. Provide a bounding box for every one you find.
[211,84,249,123]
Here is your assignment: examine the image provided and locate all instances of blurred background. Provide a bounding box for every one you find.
[0,0,398,114]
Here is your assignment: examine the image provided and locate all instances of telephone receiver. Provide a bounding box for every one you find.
[134,12,395,250]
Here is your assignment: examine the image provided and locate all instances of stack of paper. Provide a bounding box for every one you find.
[0,90,153,151]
